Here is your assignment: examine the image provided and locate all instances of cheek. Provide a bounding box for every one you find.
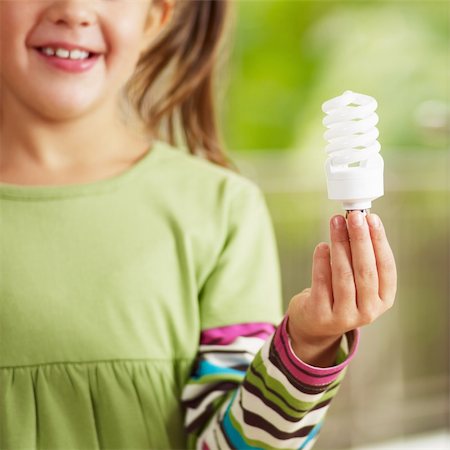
[0,4,37,75]
[0,4,22,54]
[104,9,149,81]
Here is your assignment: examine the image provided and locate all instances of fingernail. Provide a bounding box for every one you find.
[332,216,345,229]
[368,214,381,228]
[351,212,363,227]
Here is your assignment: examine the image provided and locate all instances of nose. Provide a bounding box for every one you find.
[45,1,97,29]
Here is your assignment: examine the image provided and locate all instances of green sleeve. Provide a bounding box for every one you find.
[198,178,285,329]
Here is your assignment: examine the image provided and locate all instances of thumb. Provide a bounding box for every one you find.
[311,242,333,310]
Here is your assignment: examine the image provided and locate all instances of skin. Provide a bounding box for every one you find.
[287,211,397,367]
[0,0,174,184]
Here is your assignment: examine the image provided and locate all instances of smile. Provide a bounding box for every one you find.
[33,47,102,74]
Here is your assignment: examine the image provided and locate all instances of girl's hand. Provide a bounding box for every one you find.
[286,211,397,367]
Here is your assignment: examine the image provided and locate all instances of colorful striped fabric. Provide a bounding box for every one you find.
[182,316,359,449]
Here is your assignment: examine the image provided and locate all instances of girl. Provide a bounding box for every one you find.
[0,1,397,449]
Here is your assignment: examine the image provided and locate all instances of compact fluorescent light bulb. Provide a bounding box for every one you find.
[322,90,384,214]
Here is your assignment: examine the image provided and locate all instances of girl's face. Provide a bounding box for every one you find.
[0,0,171,122]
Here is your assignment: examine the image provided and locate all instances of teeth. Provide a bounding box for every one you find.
[41,47,90,60]
[68,49,90,60]
[55,48,70,58]
[42,47,55,56]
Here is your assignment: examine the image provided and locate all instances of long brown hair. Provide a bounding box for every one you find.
[125,0,239,172]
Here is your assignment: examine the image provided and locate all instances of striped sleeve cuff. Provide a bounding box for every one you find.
[272,315,360,387]
[211,318,359,449]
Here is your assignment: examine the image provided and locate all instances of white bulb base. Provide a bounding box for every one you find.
[325,155,384,211]
[343,201,373,211]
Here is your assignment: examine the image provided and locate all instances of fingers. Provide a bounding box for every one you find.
[346,211,379,309]
[329,215,356,314]
[366,214,397,305]
[303,213,396,337]
[310,243,333,312]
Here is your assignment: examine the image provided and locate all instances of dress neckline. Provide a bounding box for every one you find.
[0,140,164,200]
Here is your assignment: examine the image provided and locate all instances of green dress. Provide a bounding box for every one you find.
[0,140,285,449]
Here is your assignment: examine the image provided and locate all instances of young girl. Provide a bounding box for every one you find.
[0,1,397,449]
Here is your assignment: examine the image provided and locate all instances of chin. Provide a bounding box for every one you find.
[31,91,106,123]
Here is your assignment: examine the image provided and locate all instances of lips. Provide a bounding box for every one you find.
[33,47,102,73]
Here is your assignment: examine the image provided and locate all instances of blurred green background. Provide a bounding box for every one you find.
[221,0,449,448]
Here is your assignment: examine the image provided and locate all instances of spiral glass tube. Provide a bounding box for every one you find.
[322,90,384,213]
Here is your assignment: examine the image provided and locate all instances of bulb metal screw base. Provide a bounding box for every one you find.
[345,209,370,219]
